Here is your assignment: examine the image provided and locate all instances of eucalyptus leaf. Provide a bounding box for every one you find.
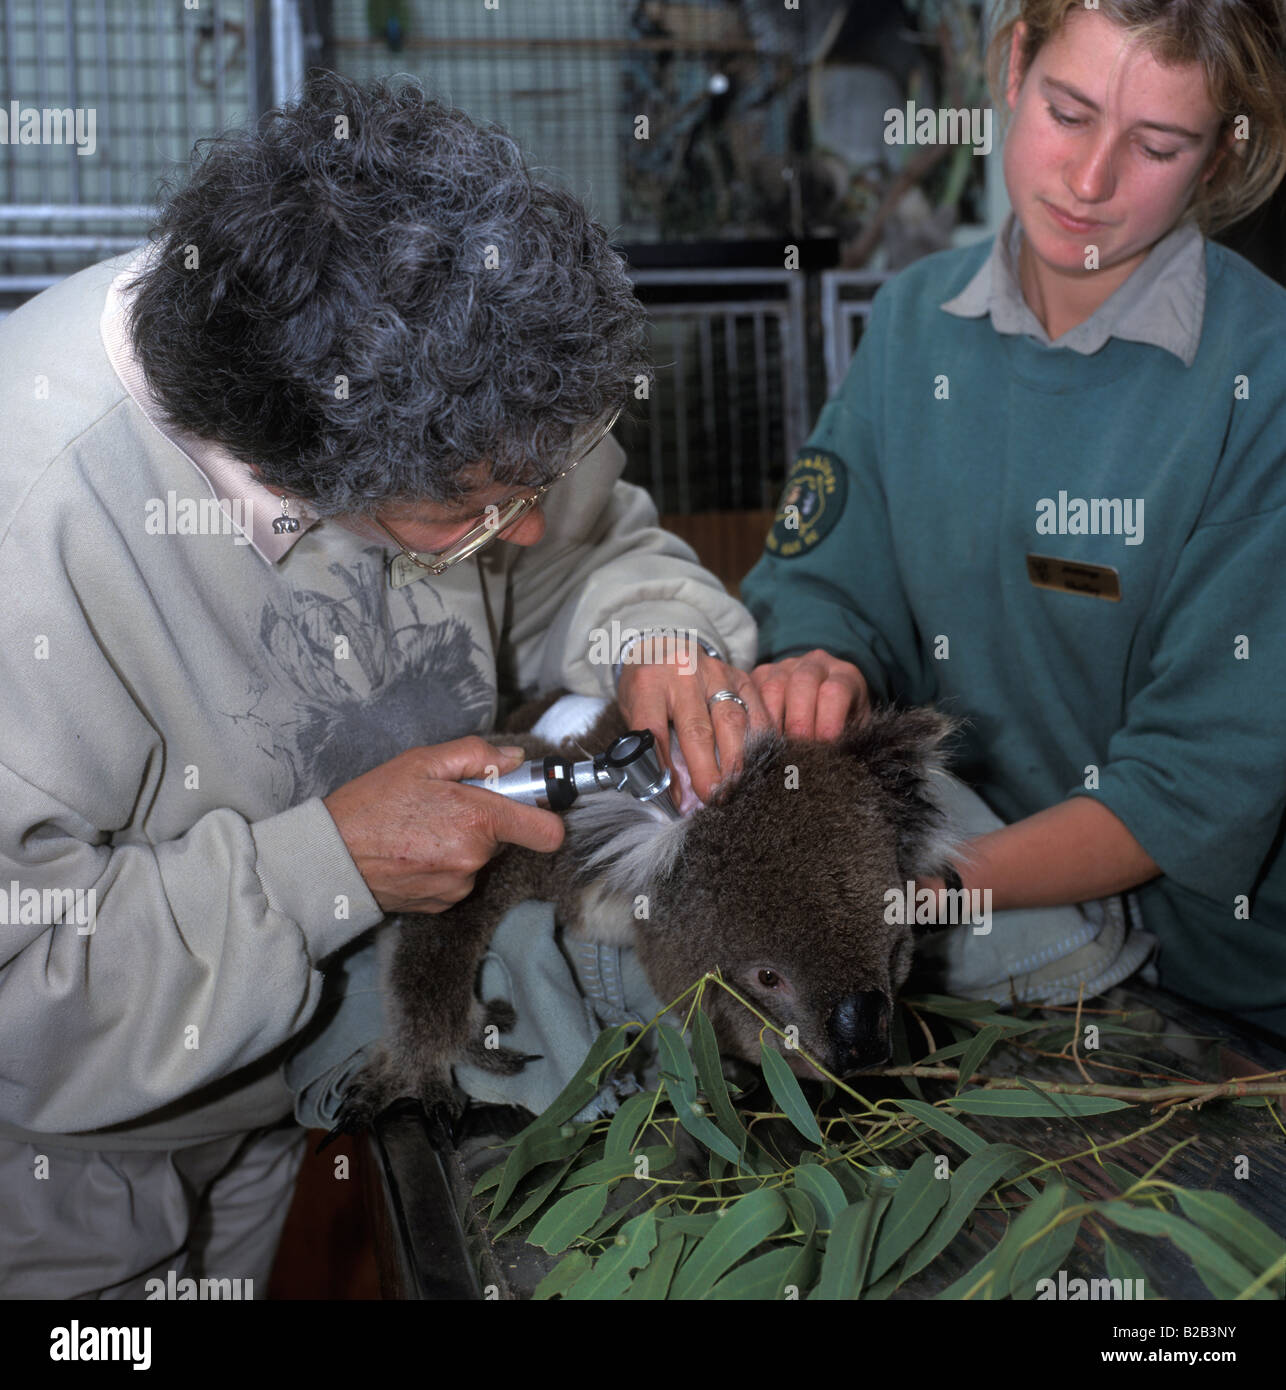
[564,1211,658,1301]
[604,1089,660,1162]
[899,1144,1034,1283]
[1172,1189,1285,1289]
[527,1183,610,1254]
[706,1246,801,1300]
[563,1143,675,1190]
[488,1123,595,1218]
[955,1025,1006,1094]
[794,1163,849,1228]
[693,1007,749,1152]
[948,1088,1131,1117]
[657,1022,743,1164]
[760,1041,824,1146]
[669,1188,790,1300]
[492,1153,582,1239]
[809,1193,889,1300]
[1102,1232,1152,1298]
[532,1250,591,1300]
[890,1002,925,1101]
[512,1023,634,1139]
[624,1229,687,1300]
[869,1152,950,1284]
[986,1178,1070,1299]
[1098,1203,1263,1299]
[1008,1212,1083,1300]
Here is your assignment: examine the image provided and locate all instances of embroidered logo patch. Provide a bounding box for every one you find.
[766,449,846,558]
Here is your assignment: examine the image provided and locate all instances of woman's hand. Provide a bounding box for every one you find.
[750,649,871,739]
[616,638,772,805]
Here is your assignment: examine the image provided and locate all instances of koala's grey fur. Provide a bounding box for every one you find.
[336,699,958,1131]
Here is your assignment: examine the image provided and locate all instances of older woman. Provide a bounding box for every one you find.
[0,74,759,1297]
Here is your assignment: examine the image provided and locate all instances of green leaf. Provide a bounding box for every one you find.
[706,1245,801,1300]
[693,1007,749,1153]
[1098,1203,1263,1299]
[869,1151,950,1283]
[955,1025,1006,1094]
[948,1088,1131,1117]
[492,1153,582,1238]
[1172,1189,1286,1289]
[1103,1161,1140,1195]
[564,1211,659,1301]
[527,1183,610,1254]
[1102,1232,1152,1298]
[488,1123,595,1218]
[890,1002,926,1101]
[604,1090,660,1162]
[624,1228,687,1300]
[892,1097,988,1157]
[532,1251,591,1300]
[669,1188,790,1300]
[1009,1212,1083,1300]
[934,1243,1001,1300]
[794,1163,849,1228]
[900,1144,1034,1283]
[828,1160,872,1204]
[759,1041,824,1146]
[986,1178,1070,1299]
[509,1023,634,1141]
[581,1199,636,1245]
[668,1212,722,1237]
[562,1143,675,1190]
[656,1022,743,1164]
[809,1193,890,1300]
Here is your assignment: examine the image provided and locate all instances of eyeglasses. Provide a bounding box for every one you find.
[377,405,623,587]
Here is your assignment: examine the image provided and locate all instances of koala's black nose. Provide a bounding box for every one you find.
[827,991,891,1071]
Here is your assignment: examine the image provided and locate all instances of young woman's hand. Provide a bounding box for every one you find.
[750,649,871,739]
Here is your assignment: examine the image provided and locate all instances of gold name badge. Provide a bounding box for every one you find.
[1026,553,1121,602]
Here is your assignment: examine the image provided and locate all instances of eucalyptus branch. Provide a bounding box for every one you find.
[871,1066,1286,1106]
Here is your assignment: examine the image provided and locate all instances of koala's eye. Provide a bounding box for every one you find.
[758,968,780,988]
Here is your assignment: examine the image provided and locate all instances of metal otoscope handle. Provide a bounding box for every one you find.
[461,729,681,819]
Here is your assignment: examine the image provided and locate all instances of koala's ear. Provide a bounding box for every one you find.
[839,706,961,879]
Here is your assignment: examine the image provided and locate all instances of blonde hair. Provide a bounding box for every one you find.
[985,0,1286,235]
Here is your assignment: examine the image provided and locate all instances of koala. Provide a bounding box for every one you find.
[335,698,959,1132]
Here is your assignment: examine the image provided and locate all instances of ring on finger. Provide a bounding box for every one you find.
[707,689,749,712]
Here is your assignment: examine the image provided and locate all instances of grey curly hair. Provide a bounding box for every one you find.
[125,72,648,516]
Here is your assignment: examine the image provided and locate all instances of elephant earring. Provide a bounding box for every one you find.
[273,497,301,535]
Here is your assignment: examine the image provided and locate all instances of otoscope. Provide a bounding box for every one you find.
[462,728,682,821]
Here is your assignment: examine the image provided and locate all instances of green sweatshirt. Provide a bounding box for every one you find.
[0,253,756,1148]
[741,227,1286,1034]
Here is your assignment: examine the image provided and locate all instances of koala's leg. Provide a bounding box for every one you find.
[338,898,534,1131]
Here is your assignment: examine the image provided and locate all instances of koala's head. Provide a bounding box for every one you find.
[566,706,959,1080]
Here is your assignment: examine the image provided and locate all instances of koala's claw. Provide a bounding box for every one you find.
[463,1037,533,1076]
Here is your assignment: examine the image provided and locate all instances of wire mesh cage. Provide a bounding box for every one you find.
[326,0,849,243]
[0,0,287,305]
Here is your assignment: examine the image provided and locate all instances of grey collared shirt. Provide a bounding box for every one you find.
[940,210,1206,367]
